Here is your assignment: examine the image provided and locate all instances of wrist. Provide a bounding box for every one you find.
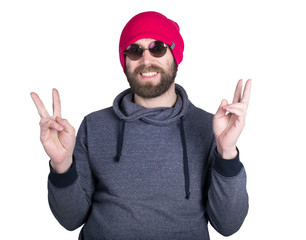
[49,159,78,188]
[213,148,242,177]
[217,146,238,159]
[50,157,73,174]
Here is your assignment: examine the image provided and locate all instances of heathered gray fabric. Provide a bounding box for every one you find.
[48,84,248,239]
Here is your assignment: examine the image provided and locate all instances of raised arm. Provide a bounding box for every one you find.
[206,79,251,235]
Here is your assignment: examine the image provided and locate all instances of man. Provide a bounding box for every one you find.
[31,11,251,240]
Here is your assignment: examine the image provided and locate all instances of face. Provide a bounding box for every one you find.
[125,38,177,99]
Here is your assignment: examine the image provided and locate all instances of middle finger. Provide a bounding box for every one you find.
[232,79,243,103]
[52,88,62,118]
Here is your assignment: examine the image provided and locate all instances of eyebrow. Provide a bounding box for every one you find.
[134,39,157,47]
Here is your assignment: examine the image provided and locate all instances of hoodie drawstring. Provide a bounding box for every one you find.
[114,117,190,200]
[180,116,190,199]
[114,119,126,162]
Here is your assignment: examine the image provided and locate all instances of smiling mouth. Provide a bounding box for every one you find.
[141,72,158,77]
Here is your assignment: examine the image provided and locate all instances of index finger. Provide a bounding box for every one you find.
[241,79,252,105]
[232,79,243,103]
[30,92,50,118]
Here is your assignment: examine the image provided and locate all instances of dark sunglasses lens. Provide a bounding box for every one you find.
[125,41,167,60]
[149,41,167,57]
[125,44,143,60]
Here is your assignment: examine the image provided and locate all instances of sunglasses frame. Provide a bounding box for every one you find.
[124,40,169,61]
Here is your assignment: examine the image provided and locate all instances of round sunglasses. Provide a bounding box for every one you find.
[124,40,169,61]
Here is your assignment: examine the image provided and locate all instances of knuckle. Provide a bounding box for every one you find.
[39,135,45,143]
[39,118,45,126]
[60,118,69,125]
[39,118,49,127]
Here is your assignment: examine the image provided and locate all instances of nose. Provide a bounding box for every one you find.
[140,49,154,65]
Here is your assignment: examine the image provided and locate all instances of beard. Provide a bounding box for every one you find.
[125,61,177,99]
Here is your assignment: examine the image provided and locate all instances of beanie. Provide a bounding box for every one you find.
[119,11,184,72]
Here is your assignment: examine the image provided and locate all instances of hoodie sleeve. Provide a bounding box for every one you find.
[205,147,249,236]
[48,117,95,231]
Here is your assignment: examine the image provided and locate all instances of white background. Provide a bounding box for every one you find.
[1,0,305,239]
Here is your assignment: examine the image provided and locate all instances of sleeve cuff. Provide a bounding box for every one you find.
[213,147,243,177]
[48,161,78,188]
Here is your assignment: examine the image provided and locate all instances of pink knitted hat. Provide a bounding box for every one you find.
[119,11,184,72]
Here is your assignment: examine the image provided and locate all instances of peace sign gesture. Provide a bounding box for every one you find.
[31,89,75,173]
[213,79,252,159]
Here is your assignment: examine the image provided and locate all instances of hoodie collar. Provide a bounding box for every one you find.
[113,84,190,125]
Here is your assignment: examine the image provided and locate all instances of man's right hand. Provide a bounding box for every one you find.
[31,89,76,173]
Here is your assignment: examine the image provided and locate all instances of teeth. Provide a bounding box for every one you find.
[141,72,157,77]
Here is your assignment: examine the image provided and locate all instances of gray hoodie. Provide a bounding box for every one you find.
[48,84,248,240]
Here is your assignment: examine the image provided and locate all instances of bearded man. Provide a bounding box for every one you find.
[31,11,251,240]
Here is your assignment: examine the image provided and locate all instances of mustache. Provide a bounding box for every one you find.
[133,65,165,75]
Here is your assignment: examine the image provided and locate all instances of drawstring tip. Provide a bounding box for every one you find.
[185,192,190,200]
[114,155,120,162]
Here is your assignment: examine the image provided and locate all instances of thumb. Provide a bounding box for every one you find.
[214,99,228,118]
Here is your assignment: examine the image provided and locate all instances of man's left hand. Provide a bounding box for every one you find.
[213,79,252,159]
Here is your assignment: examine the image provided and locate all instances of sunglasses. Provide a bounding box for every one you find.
[124,40,169,61]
